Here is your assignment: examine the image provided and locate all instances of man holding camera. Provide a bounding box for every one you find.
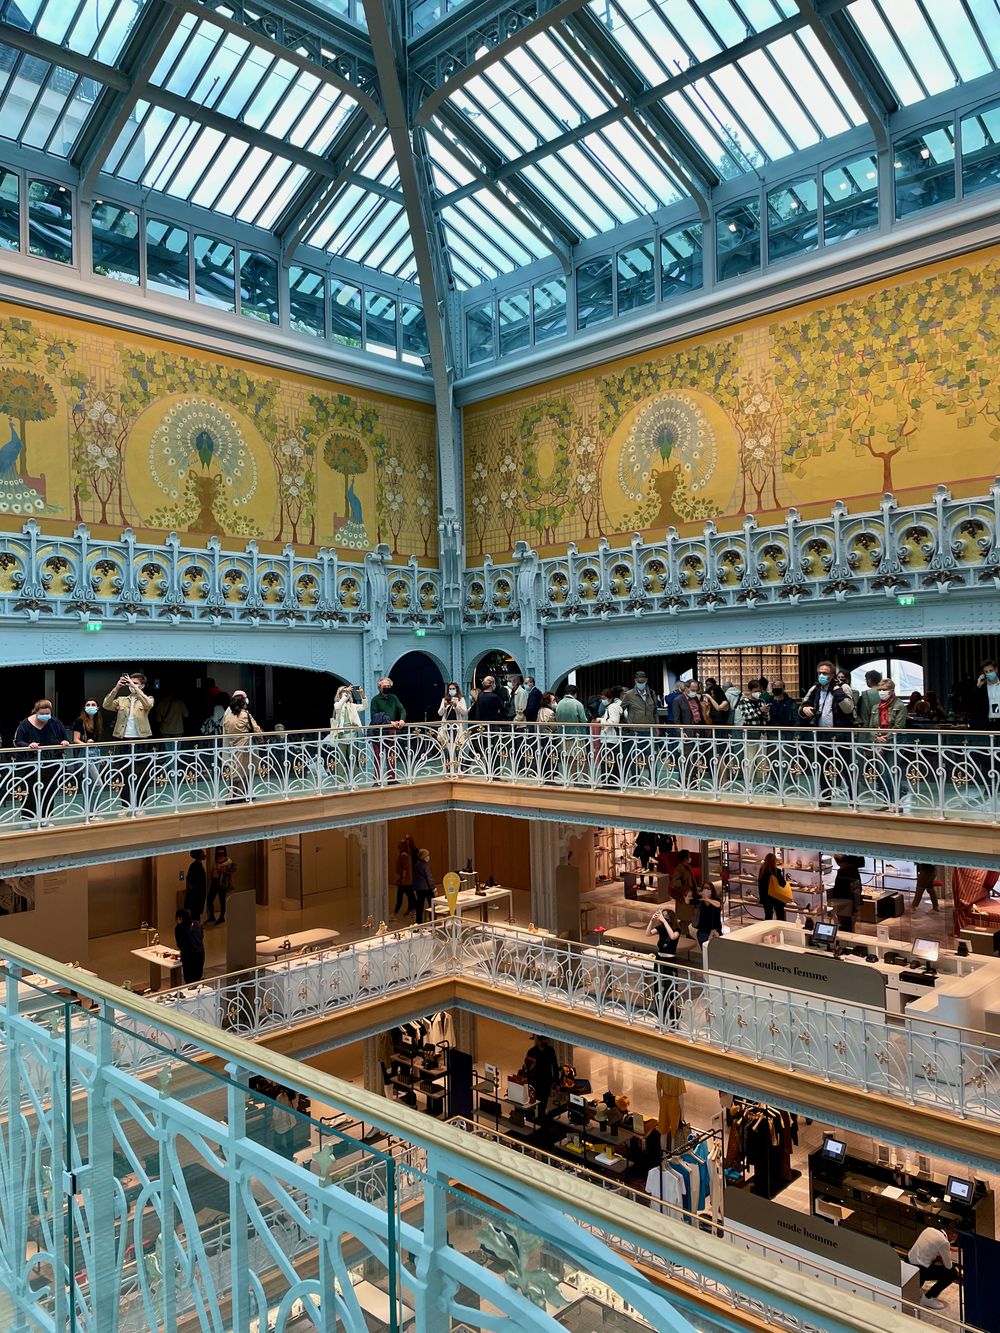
[102,672,154,813]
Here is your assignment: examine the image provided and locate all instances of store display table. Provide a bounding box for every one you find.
[430,886,513,922]
[256,928,340,959]
[132,945,183,992]
[623,871,671,903]
[601,926,657,954]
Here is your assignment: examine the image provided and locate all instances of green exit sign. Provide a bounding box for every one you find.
[85,621,103,632]
[896,595,916,607]
[414,629,426,638]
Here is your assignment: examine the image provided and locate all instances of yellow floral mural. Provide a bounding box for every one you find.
[463,246,1000,558]
[0,302,437,560]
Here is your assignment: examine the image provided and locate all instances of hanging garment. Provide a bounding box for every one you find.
[425,1011,455,1045]
[646,1164,684,1214]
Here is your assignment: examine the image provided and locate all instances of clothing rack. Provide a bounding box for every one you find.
[661,1125,718,1163]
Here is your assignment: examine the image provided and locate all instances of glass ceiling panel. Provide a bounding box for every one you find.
[0,44,104,157]
[1,0,147,66]
[845,0,999,106]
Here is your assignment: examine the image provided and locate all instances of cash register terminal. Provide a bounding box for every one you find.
[811,921,838,952]
[945,1176,973,1205]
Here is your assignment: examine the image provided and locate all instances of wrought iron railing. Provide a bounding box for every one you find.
[0,520,442,627]
[0,939,894,1333]
[464,484,1000,626]
[0,484,998,636]
[5,721,998,829]
[147,920,1000,1135]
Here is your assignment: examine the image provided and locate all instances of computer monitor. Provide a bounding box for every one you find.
[812,921,838,948]
[946,1176,973,1203]
[820,1136,847,1164]
[911,938,940,964]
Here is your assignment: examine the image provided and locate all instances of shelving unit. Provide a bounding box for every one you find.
[389,1043,449,1116]
[697,645,800,694]
[723,842,830,922]
[594,827,632,884]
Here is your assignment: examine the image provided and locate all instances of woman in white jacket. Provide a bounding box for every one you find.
[437,682,468,772]
[331,685,367,784]
[599,685,624,784]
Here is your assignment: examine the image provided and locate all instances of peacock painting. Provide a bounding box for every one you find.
[147,400,260,536]
[323,433,370,548]
[0,422,46,515]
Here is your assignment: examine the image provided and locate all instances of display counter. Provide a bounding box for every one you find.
[723,1188,922,1312]
[809,1148,994,1250]
[709,920,1000,1018]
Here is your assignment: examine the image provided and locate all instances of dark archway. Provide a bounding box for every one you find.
[389,650,447,723]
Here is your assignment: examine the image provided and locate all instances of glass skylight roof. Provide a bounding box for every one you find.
[0,0,996,296]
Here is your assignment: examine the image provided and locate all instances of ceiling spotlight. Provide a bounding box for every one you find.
[920,146,931,159]
[727,221,737,232]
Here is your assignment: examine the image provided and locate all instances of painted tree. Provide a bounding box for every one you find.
[772,279,953,494]
[0,370,57,475]
[70,385,131,525]
[932,259,1000,442]
[732,373,784,513]
[272,429,316,545]
[323,435,369,520]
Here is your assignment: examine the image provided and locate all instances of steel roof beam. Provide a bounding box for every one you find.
[72,1,186,201]
[162,0,384,121]
[362,0,461,520]
[794,0,895,150]
[425,121,571,272]
[413,0,592,127]
[561,11,716,216]
[0,21,128,89]
[275,108,382,259]
[435,104,579,250]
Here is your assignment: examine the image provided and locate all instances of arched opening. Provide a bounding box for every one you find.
[467,647,523,694]
[388,650,448,723]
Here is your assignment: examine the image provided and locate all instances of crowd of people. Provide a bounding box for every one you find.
[9,658,1000,823]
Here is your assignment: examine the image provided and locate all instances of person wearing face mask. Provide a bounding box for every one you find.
[798,660,858,803]
[370,677,407,784]
[14,699,70,825]
[671,679,712,783]
[73,698,107,821]
[971,659,1000,731]
[329,684,367,785]
[869,679,908,811]
[222,689,262,802]
[724,679,769,794]
[102,671,155,813]
[437,681,468,771]
[622,670,661,783]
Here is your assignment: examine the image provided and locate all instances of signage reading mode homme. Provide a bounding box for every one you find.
[708,938,887,1008]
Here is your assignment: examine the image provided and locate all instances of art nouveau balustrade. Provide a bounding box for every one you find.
[0,484,999,635]
[5,722,1000,832]
[0,941,898,1333]
[0,521,442,628]
[144,922,1000,1142]
[464,484,1000,625]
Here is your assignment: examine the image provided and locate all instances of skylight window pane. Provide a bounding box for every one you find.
[166,21,228,99]
[716,197,761,280]
[92,202,140,285]
[251,164,308,230]
[236,157,301,222]
[737,52,817,149]
[870,0,956,95]
[597,3,688,86]
[773,31,862,135]
[660,222,703,299]
[656,0,726,59]
[962,101,1000,196]
[846,0,926,104]
[663,89,746,178]
[289,264,325,337]
[924,1,992,81]
[330,278,362,347]
[0,169,19,252]
[894,122,956,217]
[467,302,495,364]
[188,135,248,207]
[533,277,566,342]
[576,256,613,328]
[189,33,244,105]
[146,219,189,297]
[74,0,145,65]
[706,64,794,158]
[400,302,428,361]
[967,0,1000,59]
[21,69,77,152]
[617,241,655,313]
[766,176,819,262]
[499,290,530,357]
[194,235,236,312]
[243,61,297,131]
[823,153,879,243]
